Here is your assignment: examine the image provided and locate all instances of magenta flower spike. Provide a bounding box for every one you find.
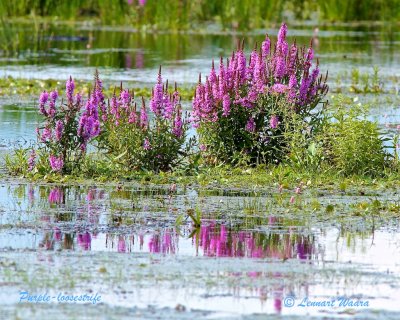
[49,155,64,172]
[245,117,256,133]
[269,115,279,129]
[276,23,288,55]
[140,97,148,128]
[55,120,64,141]
[150,66,164,116]
[172,108,183,138]
[66,76,75,103]
[39,91,49,116]
[222,94,231,116]
[261,35,271,59]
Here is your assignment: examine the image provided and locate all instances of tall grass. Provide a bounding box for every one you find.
[316,0,400,22]
[0,0,399,30]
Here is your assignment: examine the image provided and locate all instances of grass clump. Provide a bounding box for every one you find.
[319,99,387,176]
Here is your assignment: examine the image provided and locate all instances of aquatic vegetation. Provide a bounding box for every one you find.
[349,66,383,94]
[96,67,190,172]
[318,96,388,176]
[32,74,102,174]
[332,67,398,94]
[0,77,196,101]
[2,0,399,31]
[3,24,399,181]
[16,68,189,175]
[192,23,328,165]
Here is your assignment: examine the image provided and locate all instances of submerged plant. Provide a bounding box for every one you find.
[192,23,328,165]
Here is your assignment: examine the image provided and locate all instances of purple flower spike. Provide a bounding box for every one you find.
[75,92,82,106]
[49,155,64,172]
[222,94,231,116]
[55,120,64,141]
[277,23,288,54]
[270,115,279,129]
[150,67,164,116]
[120,89,131,106]
[41,127,52,142]
[274,56,286,79]
[50,90,58,102]
[140,98,148,128]
[66,76,75,103]
[261,35,271,58]
[143,138,151,150]
[39,91,49,116]
[128,109,137,124]
[245,117,256,133]
[172,108,183,138]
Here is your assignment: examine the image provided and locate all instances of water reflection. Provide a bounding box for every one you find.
[194,222,315,259]
[2,183,399,268]
[33,217,315,260]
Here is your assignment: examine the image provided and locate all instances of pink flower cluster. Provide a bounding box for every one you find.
[103,67,184,146]
[149,68,184,138]
[192,23,328,128]
[39,90,58,118]
[77,76,103,150]
[49,155,64,172]
[108,87,148,129]
[36,75,104,173]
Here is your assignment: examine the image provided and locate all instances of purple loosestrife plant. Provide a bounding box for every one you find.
[34,72,103,174]
[96,67,188,172]
[192,23,328,165]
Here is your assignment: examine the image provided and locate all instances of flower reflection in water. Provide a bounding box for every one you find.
[77,232,92,250]
[148,228,177,254]
[48,187,64,204]
[195,221,315,259]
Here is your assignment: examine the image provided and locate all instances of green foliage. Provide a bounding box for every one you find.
[4,149,28,175]
[315,0,400,22]
[282,108,326,171]
[96,79,189,173]
[1,0,399,30]
[349,67,384,94]
[318,96,388,176]
[98,114,188,172]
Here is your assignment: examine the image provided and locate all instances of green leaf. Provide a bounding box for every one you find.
[114,150,127,161]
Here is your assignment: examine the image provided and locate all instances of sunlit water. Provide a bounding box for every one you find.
[0,184,400,317]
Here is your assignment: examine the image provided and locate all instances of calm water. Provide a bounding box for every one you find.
[1,183,400,317]
[1,23,400,83]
